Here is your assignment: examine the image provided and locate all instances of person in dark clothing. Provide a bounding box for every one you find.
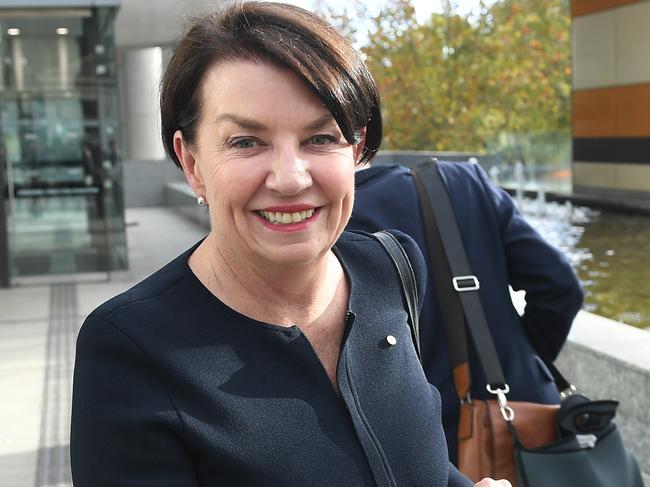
[348,162,584,465]
[70,3,509,486]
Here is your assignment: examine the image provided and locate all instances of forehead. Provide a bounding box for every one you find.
[199,60,330,124]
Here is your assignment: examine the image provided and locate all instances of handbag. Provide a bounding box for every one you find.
[410,158,643,487]
[514,394,644,486]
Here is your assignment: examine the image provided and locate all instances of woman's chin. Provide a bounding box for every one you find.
[258,243,326,267]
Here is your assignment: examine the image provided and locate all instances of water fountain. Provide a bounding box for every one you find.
[536,184,546,217]
[488,165,500,186]
[488,163,650,330]
[514,160,525,208]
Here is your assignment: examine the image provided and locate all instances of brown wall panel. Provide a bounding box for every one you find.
[573,88,617,137]
[617,84,650,136]
[571,0,642,17]
[573,83,650,137]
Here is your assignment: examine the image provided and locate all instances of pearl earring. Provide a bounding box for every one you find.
[197,195,206,206]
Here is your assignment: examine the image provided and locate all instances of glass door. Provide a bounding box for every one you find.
[0,7,126,283]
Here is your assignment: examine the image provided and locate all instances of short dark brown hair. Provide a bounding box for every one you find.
[160,1,382,167]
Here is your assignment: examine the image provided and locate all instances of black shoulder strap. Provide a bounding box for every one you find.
[412,165,469,371]
[412,164,471,400]
[411,159,506,388]
[371,231,422,362]
[411,159,573,393]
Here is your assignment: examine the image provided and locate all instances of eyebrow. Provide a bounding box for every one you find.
[304,114,337,131]
[213,114,266,130]
[213,113,336,131]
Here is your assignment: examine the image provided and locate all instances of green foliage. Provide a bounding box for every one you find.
[359,0,571,153]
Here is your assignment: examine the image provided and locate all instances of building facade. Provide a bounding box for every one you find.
[0,0,214,286]
[571,0,650,208]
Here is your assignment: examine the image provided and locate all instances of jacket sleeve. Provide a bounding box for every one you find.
[71,315,198,487]
[448,463,474,486]
[475,165,584,361]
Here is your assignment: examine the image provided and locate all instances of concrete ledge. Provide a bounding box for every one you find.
[573,185,650,212]
[502,186,650,216]
[164,181,195,205]
[164,181,210,229]
[123,159,184,208]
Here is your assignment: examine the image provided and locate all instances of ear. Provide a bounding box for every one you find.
[173,130,206,199]
[353,127,367,163]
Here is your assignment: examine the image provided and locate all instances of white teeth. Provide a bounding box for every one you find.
[259,209,315,225]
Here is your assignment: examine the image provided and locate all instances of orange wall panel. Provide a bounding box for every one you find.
[573,83,650,137]
[572,0,642,17]
[617,84,650,136]
[573,88,617,137]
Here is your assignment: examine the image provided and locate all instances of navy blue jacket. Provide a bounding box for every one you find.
[348,163,583,464]
[71,232,472,486]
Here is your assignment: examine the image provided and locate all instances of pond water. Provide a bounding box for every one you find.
[519,199,650,330]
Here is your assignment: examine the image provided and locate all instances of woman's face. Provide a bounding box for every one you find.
[175,61,362,269]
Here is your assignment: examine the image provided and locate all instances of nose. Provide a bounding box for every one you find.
[265,144,313,195]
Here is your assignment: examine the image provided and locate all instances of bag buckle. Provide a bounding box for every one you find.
[576,434,598,449]
[560,384,577,399]
[452,275,480,292]
[487,384,515,422]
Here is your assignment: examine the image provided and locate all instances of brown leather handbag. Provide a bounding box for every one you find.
[412,160,572,485]
[457,398,558,482]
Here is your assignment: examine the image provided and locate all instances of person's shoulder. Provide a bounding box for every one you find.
[435,159,487,183]
[339,228,416,246]
[433,160,498,208]
[355,164,412,187]
[338,230,427,297]
[335,230,379,257]
[88,244,199,326]
[338,230,423,267]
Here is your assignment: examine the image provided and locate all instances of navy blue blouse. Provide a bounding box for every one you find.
[71,231,472,487]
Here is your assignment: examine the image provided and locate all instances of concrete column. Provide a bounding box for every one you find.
[57,35,69,89]
[11,36,24,91]
[123,47,166,161]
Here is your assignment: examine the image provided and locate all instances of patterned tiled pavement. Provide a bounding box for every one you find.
[0,208,206,486]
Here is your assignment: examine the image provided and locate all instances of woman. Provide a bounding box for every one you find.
[70,3,509,486]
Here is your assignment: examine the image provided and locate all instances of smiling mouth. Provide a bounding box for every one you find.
[258,209,315,225]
